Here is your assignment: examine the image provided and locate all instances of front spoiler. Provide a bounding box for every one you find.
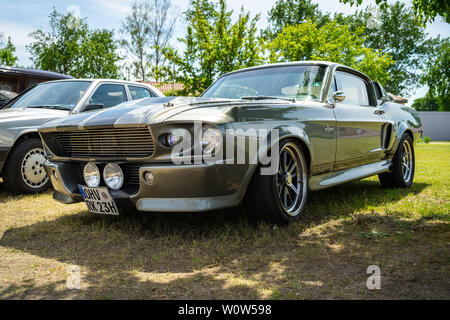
[44,160,252,212]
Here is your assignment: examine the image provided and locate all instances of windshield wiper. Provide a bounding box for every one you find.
[241,95,296,103]
[27,105,72,111]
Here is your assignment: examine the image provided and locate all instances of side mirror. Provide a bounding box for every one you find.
[83,104,104,112]
[332,91,345,103]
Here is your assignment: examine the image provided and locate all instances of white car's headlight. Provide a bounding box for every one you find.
[83,162,100,187]
[201,124,222,155]
[103,163,124,190]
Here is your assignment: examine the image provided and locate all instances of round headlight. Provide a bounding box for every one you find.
[166,132,183,147]
[103,163,124,190]
[161,129,190,148]
[201,124,222,155]
[83,163,100,187]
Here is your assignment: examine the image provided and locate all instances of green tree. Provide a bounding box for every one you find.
[266,0,329,36]
[148,0,177,82]
[164,0,263,95]
[121,0,177,82]
[27,9,120,78]
[121,1,153,82]
[343,2,435,96]
[421,38,450,111]
[411,96,441,111]
[339,0,450,24]
[267,19,394,84]
[0,33,18,66]
[79,29,122,78]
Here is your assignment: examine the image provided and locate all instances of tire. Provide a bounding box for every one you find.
[378,134,415,188]
[2,138,50,194]
[245,139,309,224]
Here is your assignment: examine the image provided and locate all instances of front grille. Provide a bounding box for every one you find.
[41,126,155,159]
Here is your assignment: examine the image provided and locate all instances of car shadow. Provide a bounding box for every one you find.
[1,179,443,299]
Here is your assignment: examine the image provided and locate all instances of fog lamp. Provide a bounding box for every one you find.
[83,162,100,187]
[103,163,124,190]
[144,171,155,185]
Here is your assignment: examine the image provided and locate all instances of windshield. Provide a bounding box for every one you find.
[3,81,91,110]
[202,65,327,101]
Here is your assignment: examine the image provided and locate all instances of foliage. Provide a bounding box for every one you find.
[419,136,431,143]
[0,33,18,66]
[339,0,450,24]
[164,0,263,95]
[265,0,329,37]
[340,2,435,96]
[420,38,450,111]
[163,89,185,96]
[411,0,450,24]
[27,9,120,78]
[267,19,394,84]
[121,0,177,82]
[412,96,442,111]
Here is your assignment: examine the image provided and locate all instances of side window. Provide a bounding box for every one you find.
[129,86,155,100]
[88,84,127,109]
[335,71,370,106]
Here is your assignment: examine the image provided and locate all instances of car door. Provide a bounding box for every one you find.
[332,70,388,171]
[84,83,128,111]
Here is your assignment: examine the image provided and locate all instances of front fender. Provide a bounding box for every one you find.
[256,125,312,166]
[233,124,313,197]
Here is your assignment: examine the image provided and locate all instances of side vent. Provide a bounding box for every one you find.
[382,124,393,149]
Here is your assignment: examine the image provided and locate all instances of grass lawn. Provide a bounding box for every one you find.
[0,142,448,299]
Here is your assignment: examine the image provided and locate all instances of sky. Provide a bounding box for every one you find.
[1,0,449,104]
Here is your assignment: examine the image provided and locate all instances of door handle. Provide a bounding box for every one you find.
[374,109,385,115]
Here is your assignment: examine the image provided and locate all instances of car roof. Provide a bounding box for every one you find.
[0,66,73,79]
[34,79,165,96]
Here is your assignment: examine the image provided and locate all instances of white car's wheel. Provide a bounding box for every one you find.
[2,138,51,194]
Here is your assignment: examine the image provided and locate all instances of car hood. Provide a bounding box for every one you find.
[38,96,263,131]
[0,107,69,126]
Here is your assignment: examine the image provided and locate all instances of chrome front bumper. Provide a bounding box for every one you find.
[44,160,254,212]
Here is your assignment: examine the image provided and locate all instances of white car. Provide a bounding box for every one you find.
[0,79,164,194]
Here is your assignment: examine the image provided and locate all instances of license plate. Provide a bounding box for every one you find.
[78,185,119,215]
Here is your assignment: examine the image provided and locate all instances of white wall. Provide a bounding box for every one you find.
[418,112,450,141]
